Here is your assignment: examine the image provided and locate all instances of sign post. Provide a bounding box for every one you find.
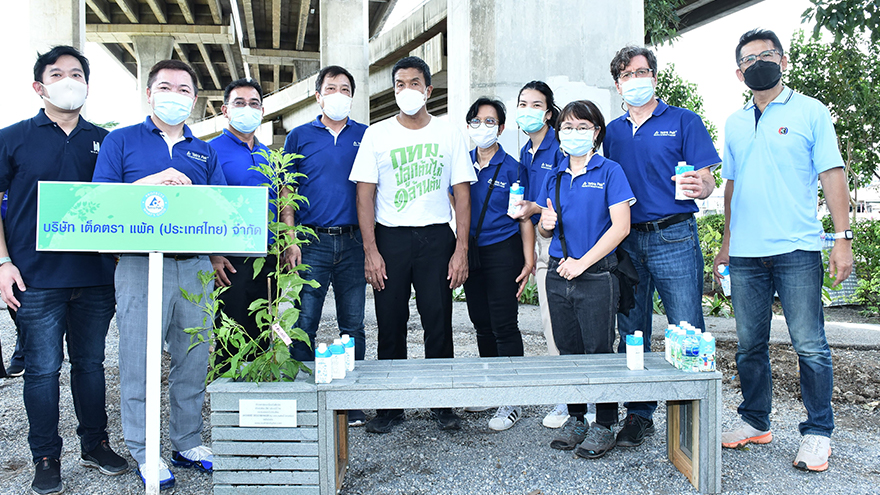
[37,181,268,495]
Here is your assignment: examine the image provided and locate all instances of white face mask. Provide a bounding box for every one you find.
[467,124,499,149]
[42,77,88,111]
[320,92,352,121]
[395,88,426,116]
[228,106,262,134]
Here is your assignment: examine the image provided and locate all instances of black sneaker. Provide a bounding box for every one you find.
[6,362,24,377]
[433,408,461,431]
[80,440,129,475]
[348,410,367,427]
[576,422,617,459]
[32,457,63,495]
[615,413,655,447]
[365,410,405,434]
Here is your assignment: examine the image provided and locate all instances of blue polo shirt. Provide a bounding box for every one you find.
[539,154,635,259]
[0,110,115,288]
[722,87,844,257]
[455,145,528,247]
[604,99,720,224]
[93,116,226,186]
[519,126,564,224]
[283,116,367,227]
[208,129,277,227]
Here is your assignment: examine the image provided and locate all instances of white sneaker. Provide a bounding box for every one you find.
[463,406,493,413]
[721,421,772,449]
[488,406,521,431]
[542,403,569,429]
[137,459,175,490]
[793,434,831,472]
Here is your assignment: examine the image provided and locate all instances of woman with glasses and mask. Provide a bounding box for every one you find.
[538,100,635,460]
[507,81,572,429]
[451,97,535,431]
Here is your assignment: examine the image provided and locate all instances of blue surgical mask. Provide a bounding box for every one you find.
[559,135,593,157]
[516,107,547,133]
[228,106,262,133]
[152,91,194,125]
[620,77,655,107]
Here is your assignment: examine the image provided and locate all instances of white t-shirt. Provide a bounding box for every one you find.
[349,115,476,227]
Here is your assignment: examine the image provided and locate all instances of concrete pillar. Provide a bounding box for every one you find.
[132,36,175,118]
[320,0,370,123]
[30,0,85,54]
[189,96,209,124]
[447,0,643,154]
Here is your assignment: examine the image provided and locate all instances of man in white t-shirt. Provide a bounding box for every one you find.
[350,56,476,434]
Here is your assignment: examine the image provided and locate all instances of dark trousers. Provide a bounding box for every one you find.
[547,254,620,428]
[464,233,524,358]
[0,307,24,377]
[215,255,275,372]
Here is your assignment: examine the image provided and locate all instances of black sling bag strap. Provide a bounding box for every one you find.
[468,162,503,270]
[554,170,568,259]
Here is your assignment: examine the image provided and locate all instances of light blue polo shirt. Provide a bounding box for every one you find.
[93,116,226,186]
[722,87,844,257]
[283,116,367,227]
[539,154,635,259]
[604,99,720,224]
[519,126,564,224]
[457,145,529,247]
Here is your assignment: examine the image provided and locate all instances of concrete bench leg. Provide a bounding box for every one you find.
[698,379,722,494]
[317,394,337,494]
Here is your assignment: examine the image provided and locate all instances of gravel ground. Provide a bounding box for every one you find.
[0,292,878,495]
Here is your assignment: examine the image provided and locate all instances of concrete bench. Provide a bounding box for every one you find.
[316,353,722,494]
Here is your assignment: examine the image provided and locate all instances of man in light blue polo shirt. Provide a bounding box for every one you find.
[93,59,226,491]
[604,45,721,449]
[283,66,368,425]
[714,29,852,473]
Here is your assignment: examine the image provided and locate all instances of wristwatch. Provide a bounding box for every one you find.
[832,230,854,240]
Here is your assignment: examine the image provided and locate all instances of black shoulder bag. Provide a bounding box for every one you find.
[468,164,503,271]
[554,171,639,316]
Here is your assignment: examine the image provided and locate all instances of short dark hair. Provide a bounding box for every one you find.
[735,29,784,64]
[147,60,199,96]
[465,97,507,126]
[316,65,356,95]
[392,56,432,88]
[556,100,607,151]
[518,81,561,128]
[223,78,263,105]
[34,45,90,83]
[610,46,658,82]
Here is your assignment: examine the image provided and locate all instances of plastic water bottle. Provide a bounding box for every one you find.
[626,331,644,370]
[699,333,716,372]
[675,161,694,200]
[341,334,355,371]
[718,264,731,296]
[315,343,332,384]
[507,182,524,216]
[330,339,346,380]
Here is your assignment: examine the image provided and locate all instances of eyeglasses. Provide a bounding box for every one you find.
[468,118,499,128]
[617,68,653,82]
[231,100,262,109]
[559,126,597,135]
[737,49,780,70]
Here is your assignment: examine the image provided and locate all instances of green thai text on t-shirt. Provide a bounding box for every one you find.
[390,143,444,211]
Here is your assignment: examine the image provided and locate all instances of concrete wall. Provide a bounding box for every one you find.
[447,0,643,156]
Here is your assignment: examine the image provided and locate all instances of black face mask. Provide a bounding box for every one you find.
[743,60,782,91]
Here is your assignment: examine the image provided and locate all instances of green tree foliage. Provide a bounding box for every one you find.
[803,0,880,43]
[785,30,880,214]
[92,121,119,130]
[644,0,686,46]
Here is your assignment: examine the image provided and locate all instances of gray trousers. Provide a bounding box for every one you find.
[115,255,212,465]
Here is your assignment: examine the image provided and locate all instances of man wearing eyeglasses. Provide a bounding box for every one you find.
[208,78,286,374]
[603,45,721,450]
[283,66,369,426]
[714,29,851,473]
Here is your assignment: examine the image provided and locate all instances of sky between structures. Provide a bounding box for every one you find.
[0,0,816,145]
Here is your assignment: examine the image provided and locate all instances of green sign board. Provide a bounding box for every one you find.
[36,181,269,255]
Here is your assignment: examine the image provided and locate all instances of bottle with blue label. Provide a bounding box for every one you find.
[315,343,332,384]
[683,330,701,372]
[341,334,355,371]
[664,324,676,364]
[718,264,731,296]
[330,339,346,380]
[675,161,694,200]
[699,332,716,372]
[626,331,644,370]
[507,182,524,216]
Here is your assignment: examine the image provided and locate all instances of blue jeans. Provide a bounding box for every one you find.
[14,285,116,462]
[617,216,705,419]
[730,250,833,437]
[290,230,366,363]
